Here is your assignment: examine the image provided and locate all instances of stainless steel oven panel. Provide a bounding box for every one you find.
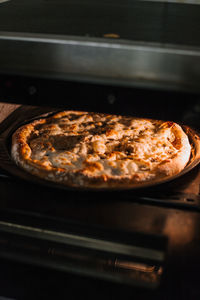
[1,32,200,93]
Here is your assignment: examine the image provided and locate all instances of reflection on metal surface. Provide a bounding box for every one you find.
[111,259,163,285]
[103,33,120,39]
[0,220,164,261]
[1,32,200,93]
[0,219,165,288]
[114,260,161,273]
[0,0,10,3]
[164,212,196,246]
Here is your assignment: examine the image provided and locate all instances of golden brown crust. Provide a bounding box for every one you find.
[11,111,191,189]
[156,123,191,176]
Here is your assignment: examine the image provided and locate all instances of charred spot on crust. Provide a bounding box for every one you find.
[50,135,84,151]
[68,113,86,121]
[118,117,132,127]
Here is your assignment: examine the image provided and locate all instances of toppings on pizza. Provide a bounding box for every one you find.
[11,110,191,189]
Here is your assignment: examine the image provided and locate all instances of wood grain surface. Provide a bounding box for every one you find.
[0,102,20,124]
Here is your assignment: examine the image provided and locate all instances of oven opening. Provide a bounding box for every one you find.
[0,80,199,294]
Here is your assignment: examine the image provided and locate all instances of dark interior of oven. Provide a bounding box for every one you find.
[0,0,200,299]
[0,81,200,300]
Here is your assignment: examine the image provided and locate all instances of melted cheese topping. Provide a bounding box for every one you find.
[23,111,186,182]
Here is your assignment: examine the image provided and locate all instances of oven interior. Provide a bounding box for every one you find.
[0,84,200,299]
[0,0,200,298]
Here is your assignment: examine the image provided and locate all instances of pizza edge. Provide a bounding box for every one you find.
[11,114,192,189]
[155,123,191,177]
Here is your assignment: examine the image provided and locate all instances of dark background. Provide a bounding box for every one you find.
[0,0,200,47]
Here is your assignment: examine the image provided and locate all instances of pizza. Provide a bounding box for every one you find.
[11,110,191,189]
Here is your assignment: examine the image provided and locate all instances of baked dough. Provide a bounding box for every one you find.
[11,111,191,189]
